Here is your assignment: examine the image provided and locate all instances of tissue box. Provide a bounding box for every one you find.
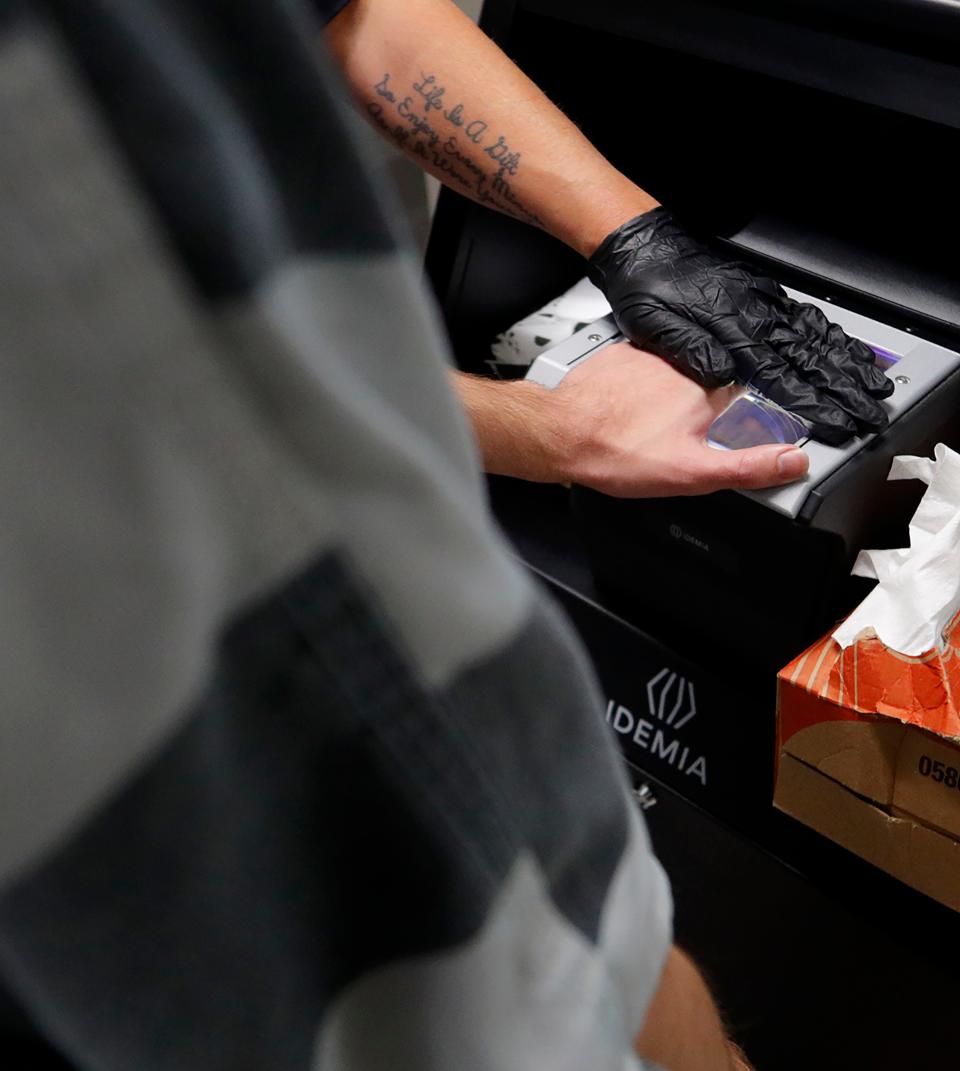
[776,621,960,912]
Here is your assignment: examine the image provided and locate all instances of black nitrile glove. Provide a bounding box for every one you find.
[587,208,894,446]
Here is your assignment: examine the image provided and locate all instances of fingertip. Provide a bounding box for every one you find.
[731,445,808,490]
[699,443,809,493]
[848,346,896,397]
[874,375,896,399]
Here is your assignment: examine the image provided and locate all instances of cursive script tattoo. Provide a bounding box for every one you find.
[374,73,396,103]
[444,101,465,127]
[367,71,543,227]
[398,95,441,145]
[413,72,446,113]
[482,135,521,176]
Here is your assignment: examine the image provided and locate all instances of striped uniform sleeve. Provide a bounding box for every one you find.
[0,2,672,1069]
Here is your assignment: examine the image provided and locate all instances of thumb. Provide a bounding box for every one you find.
[682,443,809,494]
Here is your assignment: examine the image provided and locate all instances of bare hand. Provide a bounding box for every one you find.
[552,341,808,497]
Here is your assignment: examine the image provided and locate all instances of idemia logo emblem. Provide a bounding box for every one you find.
[646,668,697,730]
[605,668,707,786]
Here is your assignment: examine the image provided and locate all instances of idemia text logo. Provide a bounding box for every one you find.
[605,668,707,786]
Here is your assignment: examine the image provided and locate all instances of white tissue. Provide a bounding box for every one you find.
[832,443,960,656]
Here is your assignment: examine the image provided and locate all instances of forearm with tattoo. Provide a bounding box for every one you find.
[367,68,543,227]
[325,0,657,255]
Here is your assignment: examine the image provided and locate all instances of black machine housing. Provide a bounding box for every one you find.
[427,0,960,677]
[426,0,960,824]
[572,362,960,674]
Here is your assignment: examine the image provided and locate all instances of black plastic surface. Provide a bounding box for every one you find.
[643,769,960,1070]
[522,0,960,126]
[574,485,851,674]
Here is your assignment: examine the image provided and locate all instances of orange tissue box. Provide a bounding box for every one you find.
[776,618,960,911]
[776,445,960,911]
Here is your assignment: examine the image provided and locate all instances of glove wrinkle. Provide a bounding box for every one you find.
[588,207,894,446]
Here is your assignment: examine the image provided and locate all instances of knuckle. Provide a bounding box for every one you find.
[672,456,718,496]
[733,450,757,486]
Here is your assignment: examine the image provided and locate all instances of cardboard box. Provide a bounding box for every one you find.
[776,620,960,912]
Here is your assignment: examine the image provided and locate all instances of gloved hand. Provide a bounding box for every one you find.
[587,208,894,446]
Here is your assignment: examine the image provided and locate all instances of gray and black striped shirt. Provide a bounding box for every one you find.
[0,2,672,1067]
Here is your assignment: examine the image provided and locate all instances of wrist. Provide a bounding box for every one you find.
[565,175,660,258]
[453,372,571,484]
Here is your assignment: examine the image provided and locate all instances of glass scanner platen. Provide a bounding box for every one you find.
[706,344,901,451]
